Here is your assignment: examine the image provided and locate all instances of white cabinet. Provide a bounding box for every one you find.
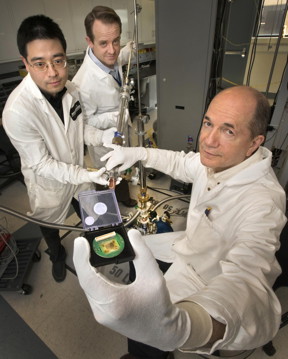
[0,0,46,62]
[0,0,155,63]
[137,0,155,44]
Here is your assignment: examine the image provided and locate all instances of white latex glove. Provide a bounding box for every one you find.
[77,167,108,186]
[102,127,116,145]
[87,168,109,186]
[108,111,119,127]
[100,144,147,172]
[107,111,130,127]
[73,229,191,351]
[121,40,136,59]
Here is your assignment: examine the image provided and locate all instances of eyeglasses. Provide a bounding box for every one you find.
[28,58,67,72]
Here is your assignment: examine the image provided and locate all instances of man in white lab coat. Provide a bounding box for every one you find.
[73,86,287,358]
[73,5,137,207]
[3,15,112,283]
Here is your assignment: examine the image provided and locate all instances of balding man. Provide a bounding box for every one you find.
[74,86,287,359]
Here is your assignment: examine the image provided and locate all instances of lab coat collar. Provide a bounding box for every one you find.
[24,73,69,101]
[207,147,264,183]
[25,73,46,99]
[88,47,120,74]
[83,46,121,87]
[25,74,76,132]
[196,147,272,207]
[206,147,272,190]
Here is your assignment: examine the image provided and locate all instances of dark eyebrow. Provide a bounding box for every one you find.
[203,116,235,129]
[30,53,65,62]
[52,53,65,58]
[223,122,235,129]
[30,56,44,62]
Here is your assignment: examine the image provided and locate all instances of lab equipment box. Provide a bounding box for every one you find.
[78,189,135,267]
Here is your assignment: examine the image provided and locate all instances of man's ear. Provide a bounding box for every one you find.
[86,36,93,48]
[246,135,265,157]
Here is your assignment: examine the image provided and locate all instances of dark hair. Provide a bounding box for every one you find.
[84,6,122,42]
[248,87,271,139]
[17,14,67,59]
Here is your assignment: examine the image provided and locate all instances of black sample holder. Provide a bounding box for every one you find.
[78,189,135,267]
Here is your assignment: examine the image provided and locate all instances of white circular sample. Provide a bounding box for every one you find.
[93,202,107,215]
[85,216,95,226]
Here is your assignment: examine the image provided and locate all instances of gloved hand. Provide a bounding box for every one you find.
[129,40,137,51]
[107,111,119,127]
[101,127,116,145]
[107,111,129,126]
[73,229,191,351]
[87,167,109,186]
[77,167,108,186]
[121,40,136,58]
[100,144,147,172]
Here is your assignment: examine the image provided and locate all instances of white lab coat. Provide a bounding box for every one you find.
[143,147,287,354]
[2,74,102,224]
[73,45,132,168]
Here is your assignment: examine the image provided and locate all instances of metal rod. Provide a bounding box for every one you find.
[124,34,135,86]
[115,27,136,137]
[133,0,147,193]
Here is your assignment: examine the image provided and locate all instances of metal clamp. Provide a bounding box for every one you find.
[225,47,246,58]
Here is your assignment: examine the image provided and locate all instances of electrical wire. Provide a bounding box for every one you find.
[205,0,229,107]
[146,185,190,203]
[265,1,288,96]
[195,0,230,152]
[151,194,191,212]
[0,206,84,232]
[278,130,288,150]
[270,58,288,113]
[246,0,265,85]
[265,130,277,144]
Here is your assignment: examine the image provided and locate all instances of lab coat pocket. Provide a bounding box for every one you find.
[182,211,222,255]
[165,258,207,302]
[189,212,226,277]
[32,180,66,209]
[185,262,208,290]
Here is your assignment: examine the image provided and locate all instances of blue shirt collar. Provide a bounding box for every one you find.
[88,47,119,74]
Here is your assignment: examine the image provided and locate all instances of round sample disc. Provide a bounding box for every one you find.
[94,202,107,215]
[85,216,95,225]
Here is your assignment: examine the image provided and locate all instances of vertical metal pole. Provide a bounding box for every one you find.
[133,0,148,199]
